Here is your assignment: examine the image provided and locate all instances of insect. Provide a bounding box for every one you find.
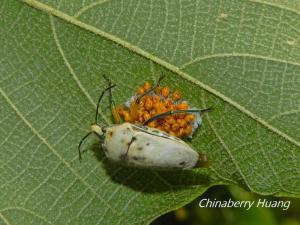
[78,75,211,170]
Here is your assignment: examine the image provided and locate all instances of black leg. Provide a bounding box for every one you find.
[102,75,121,123]
[95,83,116,124]
[135,73,166,103]
[143,107,213,125]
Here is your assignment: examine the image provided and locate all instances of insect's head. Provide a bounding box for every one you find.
[90,124,104,136]
[78,77,115,161]
[91,124,108,144]
[78,124,107,161]
[77,126,97,161]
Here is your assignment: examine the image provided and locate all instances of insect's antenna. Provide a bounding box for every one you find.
[136,73,166,103]
[143,107,213,125]
[95,84,116,124]
[102,74,111,85]
[102,74,115,104]
[78,131,93,161]
[198,107,213,114]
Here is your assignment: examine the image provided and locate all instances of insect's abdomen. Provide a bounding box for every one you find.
[127,132,199,170]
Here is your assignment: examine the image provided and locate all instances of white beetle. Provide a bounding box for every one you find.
[78,76,211,170]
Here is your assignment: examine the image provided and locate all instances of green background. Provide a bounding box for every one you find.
[1,0,300,224]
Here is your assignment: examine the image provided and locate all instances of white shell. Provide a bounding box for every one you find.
[102,122,199,170]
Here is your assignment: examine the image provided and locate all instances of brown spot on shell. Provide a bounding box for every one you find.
[132,156,146,161]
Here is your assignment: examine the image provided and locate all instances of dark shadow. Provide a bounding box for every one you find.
[90,142,212,193]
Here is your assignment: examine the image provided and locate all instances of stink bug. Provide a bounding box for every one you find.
[78,75,211,170]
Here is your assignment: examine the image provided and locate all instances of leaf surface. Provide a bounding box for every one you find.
[1,0,300,224]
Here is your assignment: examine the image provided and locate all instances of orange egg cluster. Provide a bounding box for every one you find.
[117,81,197,138]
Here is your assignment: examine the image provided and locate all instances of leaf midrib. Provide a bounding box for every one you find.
[22,0,300,150]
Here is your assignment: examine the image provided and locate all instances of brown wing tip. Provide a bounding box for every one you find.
[195,154,212,168]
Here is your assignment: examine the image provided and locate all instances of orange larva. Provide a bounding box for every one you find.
[117,76,211,138]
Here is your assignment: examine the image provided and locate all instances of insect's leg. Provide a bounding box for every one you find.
[143,108,212,125]
[109,88,121,124]
[78,131,93,161]
[95,84,116,124]
[103,75,121,124]
[135,73,166,103]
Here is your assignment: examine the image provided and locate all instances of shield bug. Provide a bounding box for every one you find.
[78,75,211,170]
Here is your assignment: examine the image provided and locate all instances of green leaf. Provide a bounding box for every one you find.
[1,0,299,224]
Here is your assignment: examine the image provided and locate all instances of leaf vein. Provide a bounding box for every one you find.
[1,207,52,225]
[136,0,152,46]
[49,15,110,125]
[0,212,12,225]
[21,0,300,149]
[154,0,168,51]
[74,0,111,18]
[0,87,120,215]
[124,0,141,39]
[249,0,300,16]
[23,160,62,205]
[170,0,182,61]
[201,95,253,190]
[180,53,300,69]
